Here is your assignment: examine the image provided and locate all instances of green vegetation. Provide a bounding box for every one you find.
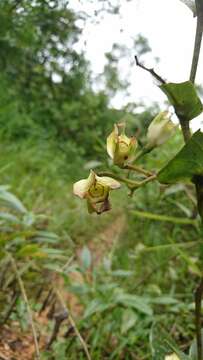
[0,1,203,360]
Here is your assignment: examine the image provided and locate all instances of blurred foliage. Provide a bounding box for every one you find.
[0,0,159,159]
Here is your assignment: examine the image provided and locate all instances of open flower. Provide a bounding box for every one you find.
[107,123,137,168]
[73,170,120,214]
[146,111,176,150]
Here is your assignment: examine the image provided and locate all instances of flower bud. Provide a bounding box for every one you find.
[107,123,137,167]
[73,170,120,214]
[146,111,176,150]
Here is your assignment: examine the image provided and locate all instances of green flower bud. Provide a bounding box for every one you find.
[146,111,177,150]
[73,170,120,214]
[107,123,137,167]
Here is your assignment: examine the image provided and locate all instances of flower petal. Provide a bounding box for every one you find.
[73,171,95,198]
[107,129,117,159]
[95,175,121,189]
[119,133,131,146]
[127,137,138,161]
[87,198,97,213]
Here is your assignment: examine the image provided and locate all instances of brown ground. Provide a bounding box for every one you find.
[0,214,126,360]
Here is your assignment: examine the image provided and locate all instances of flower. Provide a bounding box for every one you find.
[73,170,120,214]
[107,123,137,168]
[165,354,180,360]
[146,111,176,150]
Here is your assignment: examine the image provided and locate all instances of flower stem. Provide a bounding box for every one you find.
[125,164,154,177]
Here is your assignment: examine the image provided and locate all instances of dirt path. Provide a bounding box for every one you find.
[66,213,126,316]
[0,214,126,359]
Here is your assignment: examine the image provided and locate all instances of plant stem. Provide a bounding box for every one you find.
[138,174,157,186]
[54,287,92,360]
[125,164,154,177]
[195,278,203,360]
[190,2,203,83]
[189,3,203,359]
[134,55,166,84]
[179,116,191,142]
[9,255,40,359]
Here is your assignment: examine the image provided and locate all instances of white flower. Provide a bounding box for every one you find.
[146,111,177,150]
[107,123,137,167]
[73,170,120,214]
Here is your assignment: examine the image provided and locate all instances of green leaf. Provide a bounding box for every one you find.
[80,246,92,270]
[17,244,43,258]
[34,231,59,244]
[84,299,111,318]
[121,309,137,334]
[111,270,133,277]
[158,131,203,184]
[151,296,179,305]
[0,189,27,214]
[115,293,153,316]
[160,81,202,121]
[0,212,20,223]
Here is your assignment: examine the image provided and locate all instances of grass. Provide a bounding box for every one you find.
[0,133,201,359]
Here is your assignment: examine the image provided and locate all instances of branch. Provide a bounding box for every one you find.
[125,164,154,177]
[190,1,203,83]
[134,55,166,85]
[46,310,68,349]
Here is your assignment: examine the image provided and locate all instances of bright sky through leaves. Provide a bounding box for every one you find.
[70,0,203,130]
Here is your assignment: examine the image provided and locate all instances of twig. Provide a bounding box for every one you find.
[54,287,92,360]
[47,298,56,319]
[137,174,157,186]
[9,255,40,360]
[190,1,203,83]
[39,288,53,314]
[46,310,68,349]
[195,277,203,360]
[134,55,166,85]
[125,164,154,177]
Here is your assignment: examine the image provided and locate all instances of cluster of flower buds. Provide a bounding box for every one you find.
[73,111,176,214]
